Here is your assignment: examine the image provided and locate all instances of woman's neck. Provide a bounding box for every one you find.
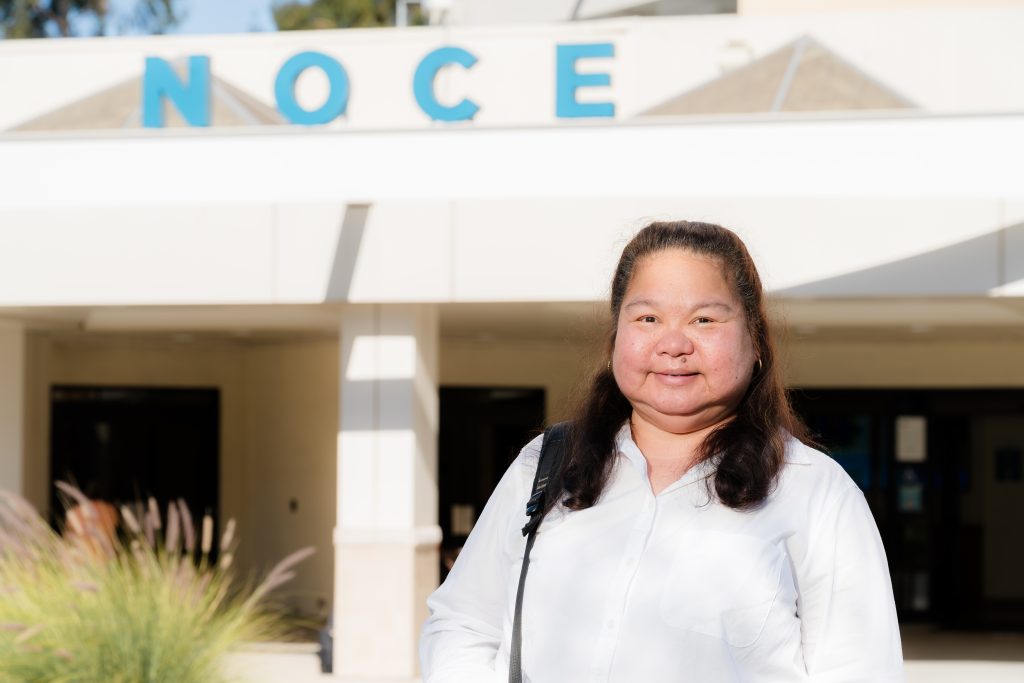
[629,411,723,494]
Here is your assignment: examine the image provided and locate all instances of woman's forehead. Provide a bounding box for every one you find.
[628,249,732,292]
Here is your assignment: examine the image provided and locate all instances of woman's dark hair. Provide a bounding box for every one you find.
[556,220,809,511]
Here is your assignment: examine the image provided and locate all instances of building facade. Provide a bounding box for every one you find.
[1,2,1023,679]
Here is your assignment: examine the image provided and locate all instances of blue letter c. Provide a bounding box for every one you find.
[413,46,480,122]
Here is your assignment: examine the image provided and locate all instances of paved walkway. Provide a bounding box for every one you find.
[903,626,1024,682]
[906,661,1024,682]
[228,626,1024,682]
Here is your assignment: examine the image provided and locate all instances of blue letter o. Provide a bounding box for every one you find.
[275,51,349,125]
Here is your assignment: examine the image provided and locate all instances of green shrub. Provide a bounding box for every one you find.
[0,485,313,683]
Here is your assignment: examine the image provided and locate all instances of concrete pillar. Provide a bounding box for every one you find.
[0,323,25,495]
[334,305,440,681]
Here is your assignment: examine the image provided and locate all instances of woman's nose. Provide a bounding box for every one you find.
[656,326,695,356]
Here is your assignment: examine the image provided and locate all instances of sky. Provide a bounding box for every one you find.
[170,0,278,35]
[101,0,280,36]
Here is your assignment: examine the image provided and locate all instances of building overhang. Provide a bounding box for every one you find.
[1,114,1022,306]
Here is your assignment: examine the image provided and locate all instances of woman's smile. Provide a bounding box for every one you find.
[652,370,699,385]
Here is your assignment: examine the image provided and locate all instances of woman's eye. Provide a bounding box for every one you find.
[639,315,657,323]
[694,317,713,324]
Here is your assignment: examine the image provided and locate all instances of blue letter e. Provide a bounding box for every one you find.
[556,43,615,119]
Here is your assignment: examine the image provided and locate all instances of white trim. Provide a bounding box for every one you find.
[2,116,1023,210]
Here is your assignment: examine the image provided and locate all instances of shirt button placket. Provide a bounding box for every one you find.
[593,497,656,683]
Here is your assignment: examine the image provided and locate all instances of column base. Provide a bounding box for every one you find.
[332,526,441,680]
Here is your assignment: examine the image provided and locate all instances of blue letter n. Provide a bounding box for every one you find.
[143,56,211,128]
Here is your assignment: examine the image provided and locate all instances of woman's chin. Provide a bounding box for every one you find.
[634,406,733,435]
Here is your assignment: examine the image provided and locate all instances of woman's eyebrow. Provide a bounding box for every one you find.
[692,301,735,312]
[624,299,736,314]
[623,298,657,309]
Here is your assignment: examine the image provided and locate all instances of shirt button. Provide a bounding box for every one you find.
[625,557,636,566]
[607,619,617,629]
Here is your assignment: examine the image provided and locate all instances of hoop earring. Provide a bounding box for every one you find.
[755,358,763,374]
[607,360,612,372]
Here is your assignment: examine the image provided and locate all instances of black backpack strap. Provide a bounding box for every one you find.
[521,421,569,536]
[509,421,570,683]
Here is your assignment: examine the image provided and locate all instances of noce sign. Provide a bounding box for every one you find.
[142,43,616,128]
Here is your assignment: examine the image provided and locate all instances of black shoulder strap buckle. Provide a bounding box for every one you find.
[521,421,570,537]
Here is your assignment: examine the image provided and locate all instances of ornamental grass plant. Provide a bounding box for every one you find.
[0,483,313,683]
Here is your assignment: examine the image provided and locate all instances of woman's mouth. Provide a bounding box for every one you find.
[654,371,698,384]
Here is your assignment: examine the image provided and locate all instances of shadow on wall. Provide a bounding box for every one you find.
[780,222,1024,297]
[325,203,370,302]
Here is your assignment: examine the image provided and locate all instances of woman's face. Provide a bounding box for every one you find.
[612,248,757,435]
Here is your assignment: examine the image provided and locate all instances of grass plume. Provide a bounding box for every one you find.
[0,484,313,683]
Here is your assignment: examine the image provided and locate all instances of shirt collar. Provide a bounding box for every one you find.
[613,421,717,493]
[614,422,649,481]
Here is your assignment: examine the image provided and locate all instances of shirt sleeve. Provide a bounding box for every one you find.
[797,485,904,683]
[419,441,538,683]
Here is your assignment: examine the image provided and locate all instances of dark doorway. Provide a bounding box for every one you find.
[791,388,1024,630]
[50,385,220,530]
[438,387,546,580]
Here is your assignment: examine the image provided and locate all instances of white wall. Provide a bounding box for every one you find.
[0,205,277,306]
[244,338,339,617]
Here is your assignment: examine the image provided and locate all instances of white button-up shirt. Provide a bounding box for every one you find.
[420,425,904,683]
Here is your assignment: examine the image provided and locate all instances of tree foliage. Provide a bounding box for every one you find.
[0,0,178,38]
[273,0,423,30]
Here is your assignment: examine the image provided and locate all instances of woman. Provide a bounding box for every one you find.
[420,221,903,682]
